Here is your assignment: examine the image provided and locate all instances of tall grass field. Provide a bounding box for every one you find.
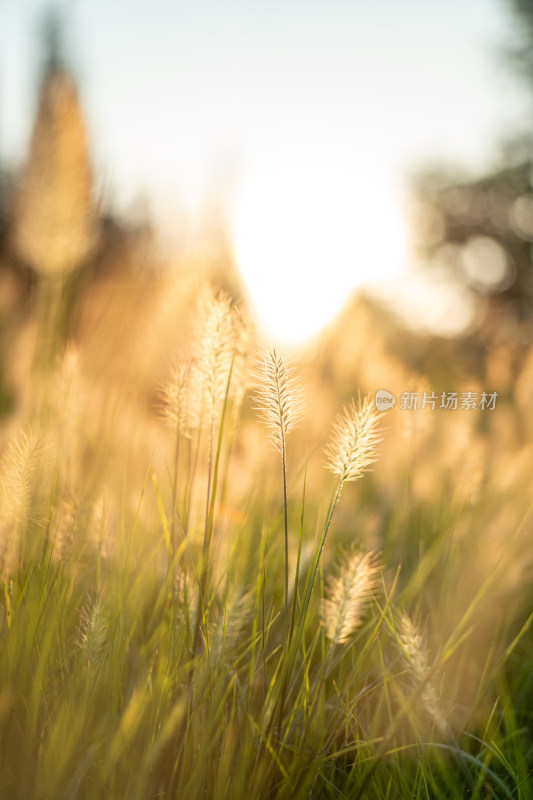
[0,275,532,799]
[1,59,533,800]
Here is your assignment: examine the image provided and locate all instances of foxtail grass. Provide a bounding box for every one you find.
[254,346,303,639]
[298,395,382,637]
[159,361,192,561]
[320,548,381,645]
[190,289,248,662]
[256,393,382,771]
[398,613,448,735]
[2,287,532,800]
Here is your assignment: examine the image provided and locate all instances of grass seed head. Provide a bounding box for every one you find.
[325,395,382,483]
[77,595,109,669]
[191,287,245,424]
[398,613,448,734]
[0,427,45,525]
[398,613,430,682]
[230,305,254,415]
[160,362,193,436]
[320,549,381,644]
[253,347,304,453]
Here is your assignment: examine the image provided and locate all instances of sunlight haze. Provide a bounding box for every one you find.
[0,0,526,344]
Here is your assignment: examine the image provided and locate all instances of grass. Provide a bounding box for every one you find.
[3,52,533,797]
[0,286,532,800]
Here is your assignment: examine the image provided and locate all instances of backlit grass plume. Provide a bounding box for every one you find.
[398,613,447,734]
[194,288,241,419]
[398,613,430,682]
[253,347,303,453]
[325,395,382,484]
[0,427,45,526]
[254,347,303,632]
[160,362,193,557]
[320,549,381,644]
[253,346,304,734]
[229,305,254,423]
[189,289,249,669]
[160,362,192,438]
[0,427,47,578]
[290,396,382,678]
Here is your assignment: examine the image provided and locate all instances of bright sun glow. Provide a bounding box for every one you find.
[232,158,409,346]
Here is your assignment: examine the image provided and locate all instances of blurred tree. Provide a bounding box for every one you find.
[411,155,533,337]
[4,11,99,379]
[0,8,248,421]
[10,14,97,278]
[506,0,533,89]
[411,1,533,355]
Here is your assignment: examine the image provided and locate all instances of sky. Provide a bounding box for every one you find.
[0,0,528,345]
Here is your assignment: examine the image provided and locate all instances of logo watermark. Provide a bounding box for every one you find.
[375,389,396,411]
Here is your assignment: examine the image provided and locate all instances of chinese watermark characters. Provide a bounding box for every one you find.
[375,389,498,412]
